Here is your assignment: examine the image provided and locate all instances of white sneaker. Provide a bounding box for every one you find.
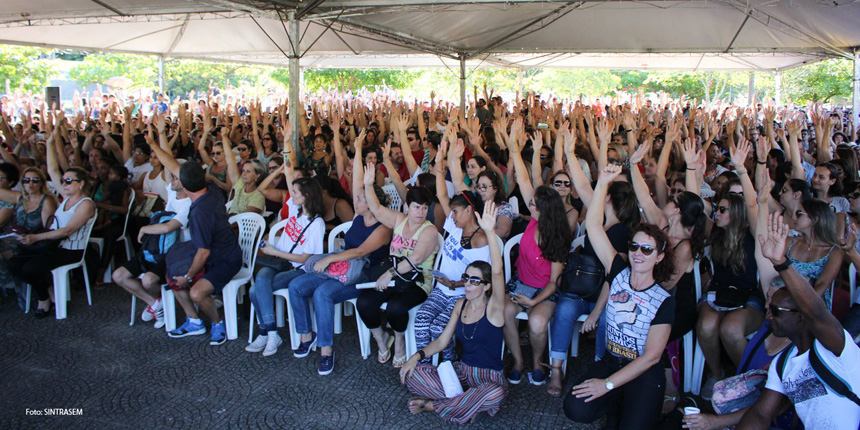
[246,335,268,353]
[262,332,283,357]
[141,299,162,322]
[153,307,165,329]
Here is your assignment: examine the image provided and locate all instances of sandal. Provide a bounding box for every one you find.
[546,364,564,397]
[393,354,408,368]
[662,394,680,415]
[377,333,395,364]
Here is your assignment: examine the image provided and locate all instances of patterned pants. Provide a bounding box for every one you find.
[405,362,508,424]
[414,288,461,363]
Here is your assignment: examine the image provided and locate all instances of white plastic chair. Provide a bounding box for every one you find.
[346,233,444,360]
[508,196,519,219]
[382,184,402,212]
[90,189,136,283]
[221,213,266,341]
[26,213,98,320]
[850,263,858,306]
[269,220,352,349]
[247,217,289,343]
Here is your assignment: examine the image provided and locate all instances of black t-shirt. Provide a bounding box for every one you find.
[583,222,631,259]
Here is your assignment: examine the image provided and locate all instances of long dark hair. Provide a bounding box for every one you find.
[476,170,505,204]
[466,260,493,298]
[710,194,748,275]
[632,223,676,285]
[292,177,325,218]
[674,191,707,260]
[534,185,573,262]
[609,181,641,230]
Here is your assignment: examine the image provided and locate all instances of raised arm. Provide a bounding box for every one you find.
[222,132,240,184]
[363,164,403,229]
[630,142,667,228]
[476,202,505,322]
[381,138,408,202]
[585,165,623,272]
[434,141,452,217]
[508,119,535,214]
[563,128,594,207]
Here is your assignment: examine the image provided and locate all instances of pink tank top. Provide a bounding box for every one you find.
[516,218,551,288]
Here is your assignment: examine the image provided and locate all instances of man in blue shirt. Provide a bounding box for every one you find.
[167,162,242,345]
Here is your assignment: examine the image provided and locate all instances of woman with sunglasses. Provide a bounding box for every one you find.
[221,134,265,215]
[0,167,57,292]
[783,198,842,309]
[9,130,95,318]
[197,118,231,193]
[504,126,573,387]
[400,202,507,424]
[534,169,580,236]
[565,164,676,429]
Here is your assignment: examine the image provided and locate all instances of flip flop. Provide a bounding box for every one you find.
[378,333,395,364]
[393,354,408,368]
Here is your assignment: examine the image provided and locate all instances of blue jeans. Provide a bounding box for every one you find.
[288,273,360,348]
[249,267,305,328]
[549,293,607,362]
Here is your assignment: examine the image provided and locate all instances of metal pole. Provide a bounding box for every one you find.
[853,51,859,135]
[517,68,524,97]
[459,55,466,117]
[747,72,755,106]
[289,12,301,153]
[774,71,782,107]
[158,56,165,95]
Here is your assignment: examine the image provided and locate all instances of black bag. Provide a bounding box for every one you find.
[17,215,61,254]
[165,241,198,281]
[556,251,605,301]
[714,284,749,309]
[389,255,421,292]
[254,215,319,273]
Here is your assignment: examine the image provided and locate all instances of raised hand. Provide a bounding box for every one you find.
[354,128,367,152]
[475,201,498,234]
[629,140,651,165]
[729,138,751,169]
[758,213,788,263]
[597,164,622,185]
[363,164,375,187]
[682,138,697,167]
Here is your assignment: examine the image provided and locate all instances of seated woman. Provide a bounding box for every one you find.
[314,174,354,233]
[0,167,57,293]
[782,198,842,309]
[0,163,20,229]
[247,147,325,357]
[564,164,676,429]
[447,139,513,240]
[357,163,439,368]
[282,147,393,375]
[9,134,96,318]
[504,128,572,386]
[400,202,507,425]
[197,116,231,194]
[92,163,131,283]
[221,134,265,216]
[411,155,489,363]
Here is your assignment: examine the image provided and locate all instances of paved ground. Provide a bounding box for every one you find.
[0,284,606,429]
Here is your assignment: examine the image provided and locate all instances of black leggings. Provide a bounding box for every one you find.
[93,220,124,271]
[8,248,84,301]
[356,282,428,332]
[564,355,665,430]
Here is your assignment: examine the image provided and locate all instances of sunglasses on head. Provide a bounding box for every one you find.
[552,180,571,187]
[717,205,729,214]
[61,178,83,184]
[21,177,42,184]
[461,275,487,286]
[768,303,800,317]
[628,241,659,256]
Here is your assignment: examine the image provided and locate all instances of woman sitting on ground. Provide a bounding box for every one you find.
[400,202,507,424]
[357,163,440,368]
[564,164,676,429]
[280,144,392,375]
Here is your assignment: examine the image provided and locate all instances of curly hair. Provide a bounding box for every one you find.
[534,185,573,262]
[710,194,749,275]
[476,170,506,205]
[632,223,676,286]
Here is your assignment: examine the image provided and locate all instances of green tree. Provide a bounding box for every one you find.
[69,53,157,89]
[782,58,852,104]
[164,59,265,96]
[525,69,621,98]
[0,45,56,93]
[274,69,420,93]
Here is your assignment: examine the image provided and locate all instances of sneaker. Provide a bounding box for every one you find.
[262,332,283,357]
[141,299,162,322]
[168,318,206,338]
[154,307,165,329]
[210,322,227,345]
[246,335,268,353]
[701,376,718,401]
[318,353,335,375]
[507,368,522,385]
[293,332,317,358]
[529,369,547,386]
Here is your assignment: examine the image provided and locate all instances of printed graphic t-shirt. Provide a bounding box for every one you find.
[275,197,324,268]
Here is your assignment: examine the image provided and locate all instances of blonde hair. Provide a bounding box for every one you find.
[20,167,54,204]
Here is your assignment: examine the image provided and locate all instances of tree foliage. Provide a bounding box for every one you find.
[782,58,852,104]
[69,53,158,89]
[0,46,56,93]
[273,69,420,93]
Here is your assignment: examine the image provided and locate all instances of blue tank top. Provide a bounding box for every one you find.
[344,215,387,265]
[455,302,504,372]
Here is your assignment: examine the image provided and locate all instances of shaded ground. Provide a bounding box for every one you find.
[0,284,606,429]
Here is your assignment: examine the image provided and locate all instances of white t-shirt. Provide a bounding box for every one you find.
[275,197,325,268]
[437,215,491,297]
[125,159,153,184]
[165,187,191,243]
[765,330,860,430]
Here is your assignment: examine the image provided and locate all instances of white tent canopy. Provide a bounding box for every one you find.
[1,0,857,71]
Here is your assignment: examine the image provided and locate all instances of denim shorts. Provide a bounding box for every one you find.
[506,278,558,309]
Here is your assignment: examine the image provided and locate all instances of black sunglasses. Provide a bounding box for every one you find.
[21,177,42,184]
[628,241,658,256]
[849,191,860,200]
[61,178,83,184]
[717,205,729,214]
[461,275,487,286]
[212,151,223,156]
[769,303,800,317]
[553,180,571,187]
[237,147,248,152]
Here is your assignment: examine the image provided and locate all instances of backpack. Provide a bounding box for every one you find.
[775,343,860,407]
[140,211,179,265]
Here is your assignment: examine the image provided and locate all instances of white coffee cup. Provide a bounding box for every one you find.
[683,407,701,415]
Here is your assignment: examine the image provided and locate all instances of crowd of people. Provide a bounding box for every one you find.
[1,83,859,428]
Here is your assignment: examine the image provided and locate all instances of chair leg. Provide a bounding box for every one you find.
[405,305,419,359]
[275,296,285,328]
[25,284,31,314]
[570,323,582,358]
[248,303,256,343]
[130,296,137,326]
[161,285,177,332]
[343,300,354,317]
[82,263,92,306]
[222,283,240,341]
[683,332,694,393]
[334,303,343,335]
[691,340,705,395]
[52,270,68,320]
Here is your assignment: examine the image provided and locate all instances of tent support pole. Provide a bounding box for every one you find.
[289,12,301,154]
[517,68,524,97]
[747,72,755,106]
[459,55,466,118]
[774,71,782,107]
[158,56,165,94]
[854,50,859,134]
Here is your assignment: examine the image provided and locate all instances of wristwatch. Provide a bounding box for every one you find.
[184,274,194,284]
[604,379,615,391]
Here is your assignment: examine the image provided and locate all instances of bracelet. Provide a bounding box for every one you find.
[686,167,696,171]
[736,169,748,176]
[756,160,767,165]
[418,350,426,361]
[772,259,792,272]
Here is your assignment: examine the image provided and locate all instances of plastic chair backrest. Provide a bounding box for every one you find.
[849,263,858,305]
[382,184,402,212]
[328,221,353,253]
[77,212,98,262]
[120,189,136,237]
[504,233,523,284]
[268,218,289,246]
[229,213,266,270]
[509,196,519,218]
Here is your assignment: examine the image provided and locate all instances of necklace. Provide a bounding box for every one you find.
[460,301,485,340]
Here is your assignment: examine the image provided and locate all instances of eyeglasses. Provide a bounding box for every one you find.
[132,151,144,156]
[61,178,83,184]
[237,147,248,152]
[781,187,790,194]
[212,151,223,156]
[475,184,493,191]
[262,137,272,141]
[268,166,278,172]
[552,180,571,187]
[716,205,729,214]
[407,137,415,141]
[628,241,658,256]
[670,187,684,195]
[795,210,806,218]
[769,303,800,317]
[21,177,42,184]
[849,191,860,200]
[461,275,487,286]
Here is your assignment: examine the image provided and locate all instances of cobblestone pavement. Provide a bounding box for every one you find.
[0,285,606,429]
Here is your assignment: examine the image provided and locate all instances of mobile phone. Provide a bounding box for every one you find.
[259,241,267,248]
[430,270,448,281]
